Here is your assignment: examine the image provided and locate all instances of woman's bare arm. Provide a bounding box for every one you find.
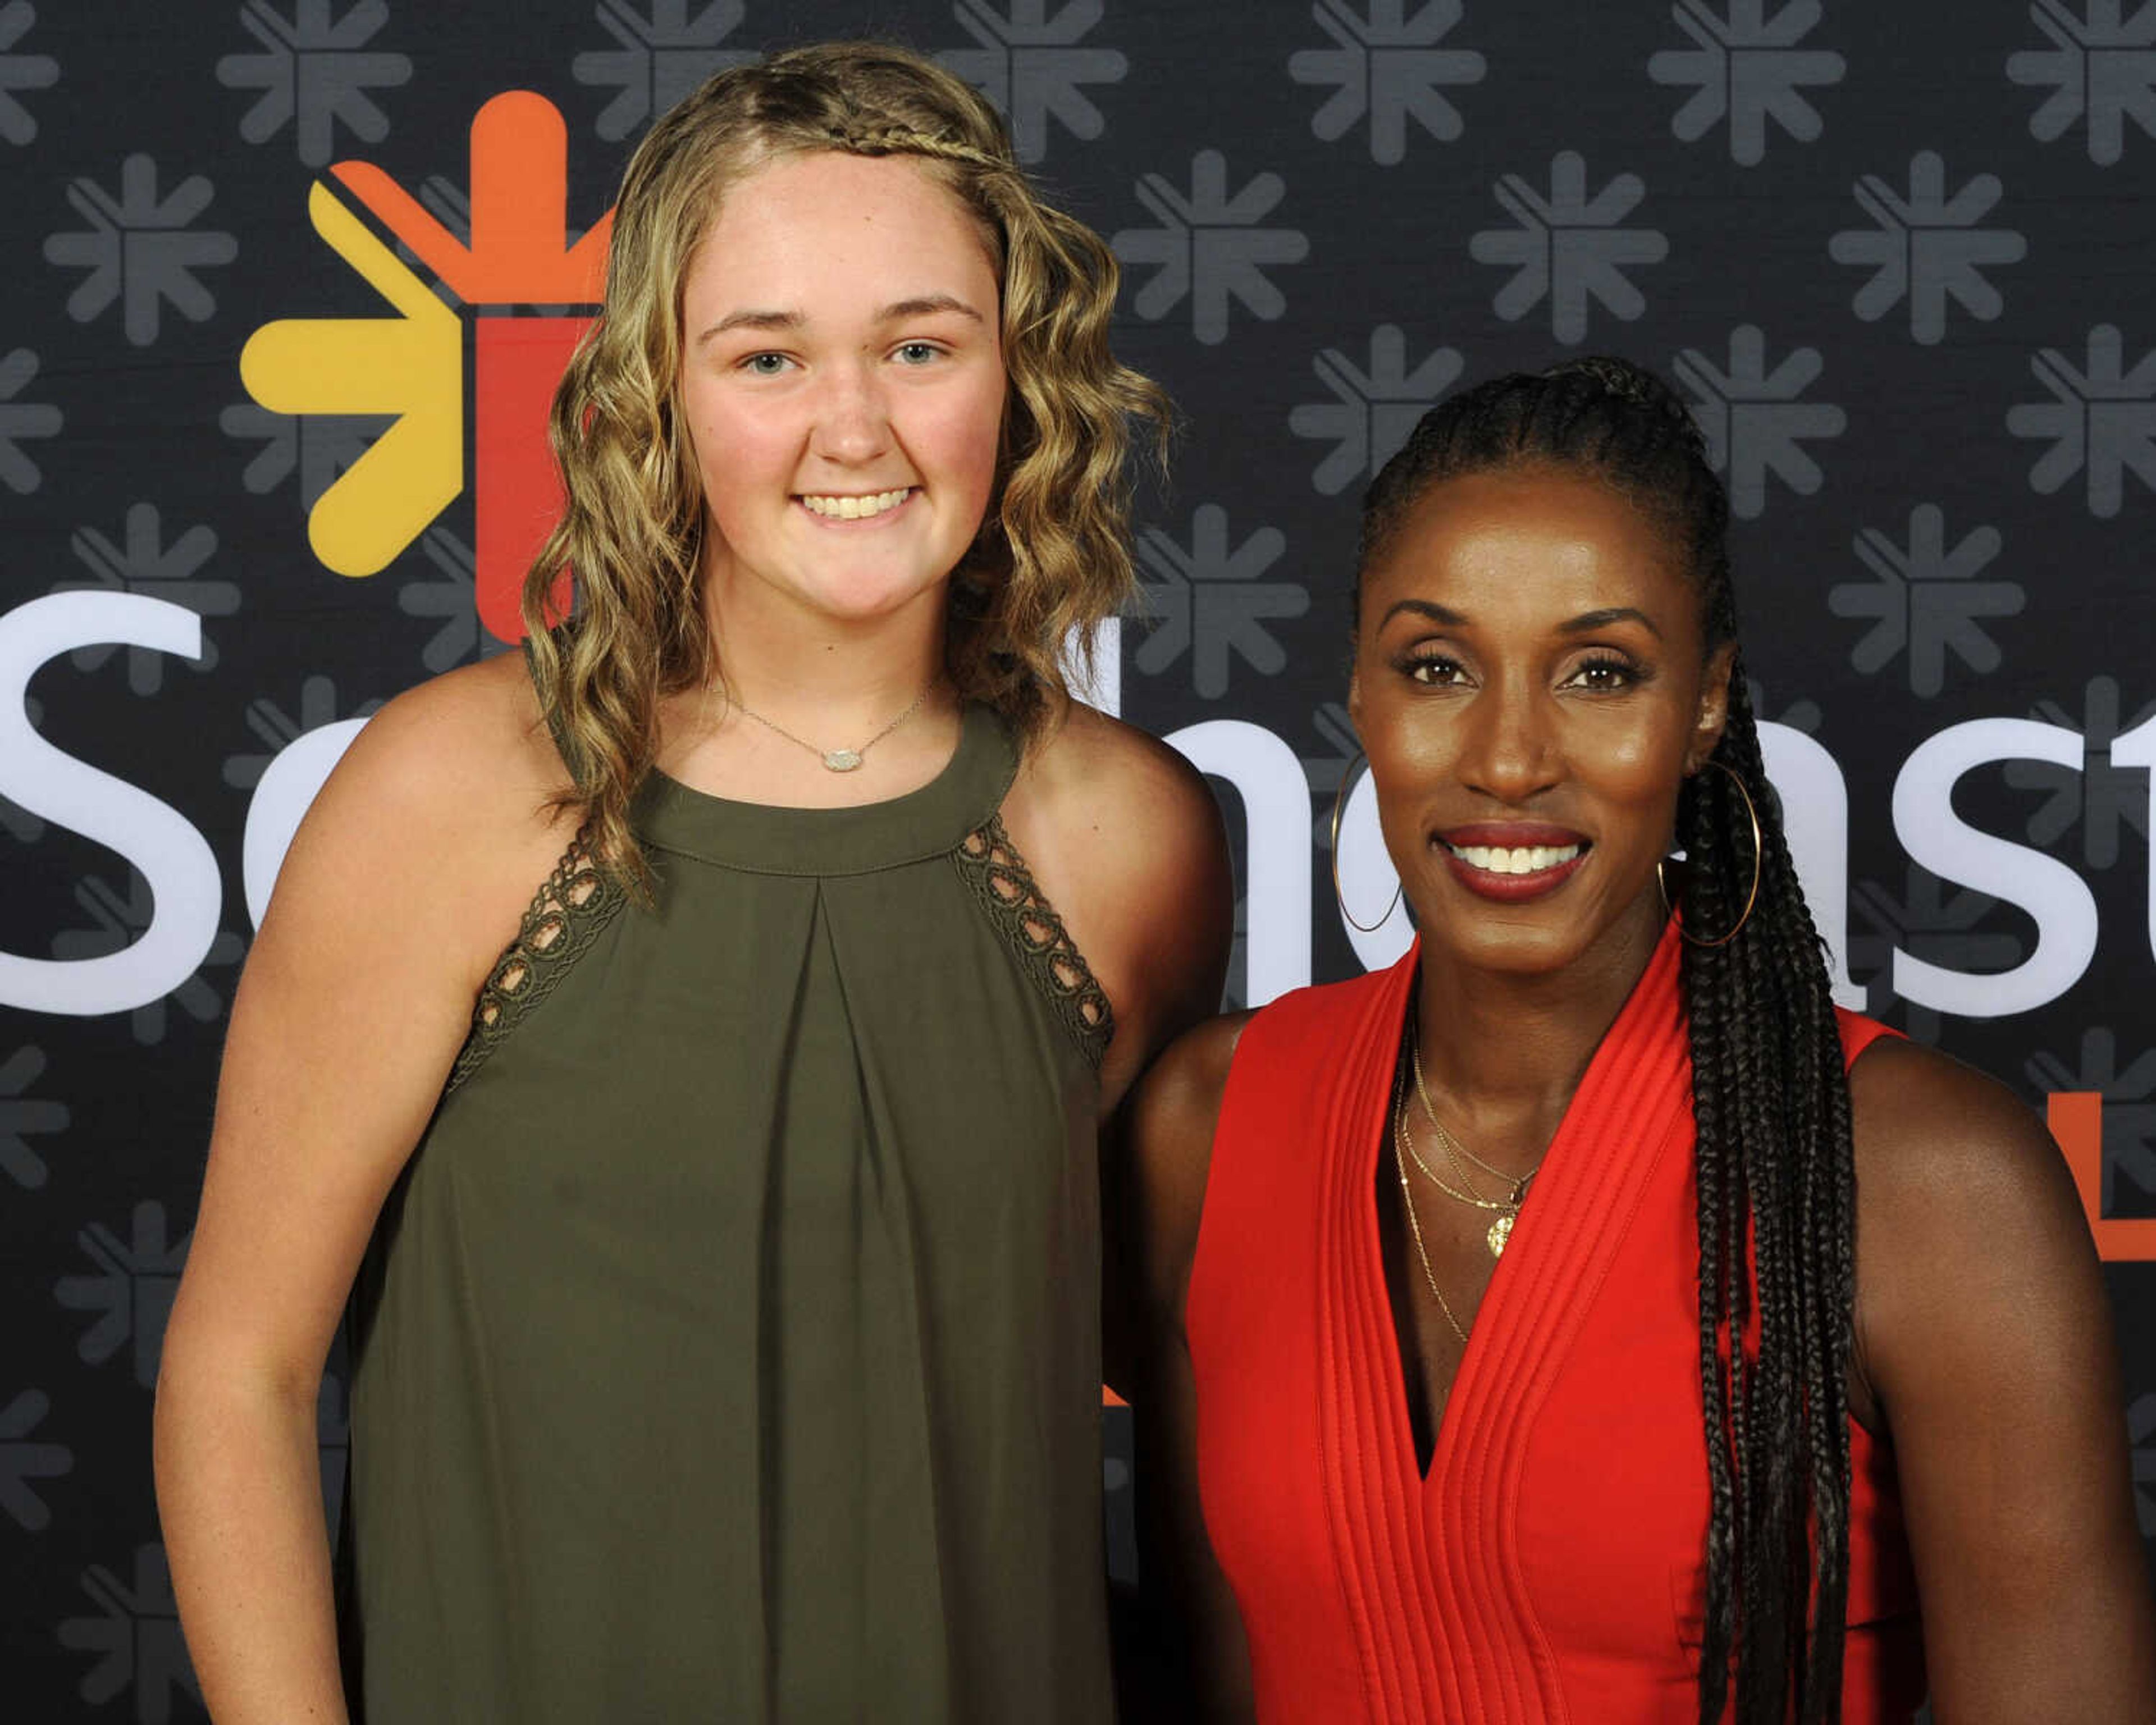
[1120,1012,1257,1722]
[153,657,570,1723]
[1849,1038,2156,1723]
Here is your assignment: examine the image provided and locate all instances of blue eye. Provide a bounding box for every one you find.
[742,352,791,376]
[894,341,942,365]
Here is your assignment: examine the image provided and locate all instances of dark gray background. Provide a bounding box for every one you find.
[4,3,2154,1715]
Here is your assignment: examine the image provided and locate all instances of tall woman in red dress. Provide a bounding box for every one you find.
[1123,358,2156,1722]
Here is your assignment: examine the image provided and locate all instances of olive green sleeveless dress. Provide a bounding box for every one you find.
[336,705,1116,1723]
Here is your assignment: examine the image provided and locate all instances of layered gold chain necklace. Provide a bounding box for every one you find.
[1396,1029,1545,1261]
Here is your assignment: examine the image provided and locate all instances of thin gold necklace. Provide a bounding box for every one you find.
[1391,1098,1469,1345]
[724,675,940,773]
[1405,1023,1543,1259]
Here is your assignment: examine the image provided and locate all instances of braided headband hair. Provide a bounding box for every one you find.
[821,121,1012,173]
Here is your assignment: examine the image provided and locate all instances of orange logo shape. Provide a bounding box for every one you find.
[241,92,613,642]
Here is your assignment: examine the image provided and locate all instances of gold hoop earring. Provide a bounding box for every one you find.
[1657,758,1762,948]
[1329,754,1404,934]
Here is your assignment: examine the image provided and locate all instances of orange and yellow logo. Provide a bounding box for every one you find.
[241,92,612,642]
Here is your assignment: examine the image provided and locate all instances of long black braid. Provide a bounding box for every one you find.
[1359,357,1858,1725]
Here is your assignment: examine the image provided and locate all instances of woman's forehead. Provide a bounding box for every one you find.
[1362,466,1701,632]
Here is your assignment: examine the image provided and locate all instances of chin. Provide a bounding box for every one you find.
[795,565,952,622]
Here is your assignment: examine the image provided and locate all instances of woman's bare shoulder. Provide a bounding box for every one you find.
[1845,1036,2068,1226]
[327,652,566,833]
[1844,1034,2103,1417]
[258,652,578,973]
[1006,701,1233,1103]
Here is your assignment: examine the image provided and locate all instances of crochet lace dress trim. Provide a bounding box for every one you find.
[953,815,1115,1072]
[446,828,627,1095]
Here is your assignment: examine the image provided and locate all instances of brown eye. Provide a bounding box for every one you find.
[1404,652,1466,686]
[1568,655,1639,691]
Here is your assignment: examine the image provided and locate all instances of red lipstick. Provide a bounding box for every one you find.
[1435,823,1592,904]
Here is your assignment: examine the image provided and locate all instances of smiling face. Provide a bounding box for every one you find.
[1350,463,1735,980]
[676,148,1007,630]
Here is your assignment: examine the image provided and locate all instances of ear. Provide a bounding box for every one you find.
[1685,641,1737,773]
[1346,661,1363,733]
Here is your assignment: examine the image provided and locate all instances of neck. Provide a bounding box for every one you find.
[1411,895,1669,1152]
[701,558,950,734]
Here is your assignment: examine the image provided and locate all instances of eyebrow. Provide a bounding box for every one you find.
[697,294,986,343]
[1378,599,1662,638]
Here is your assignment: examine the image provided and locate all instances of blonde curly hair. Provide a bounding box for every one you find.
[521,40,1170,886]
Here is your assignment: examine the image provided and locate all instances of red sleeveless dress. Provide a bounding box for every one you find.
[1186,924,1925,1723]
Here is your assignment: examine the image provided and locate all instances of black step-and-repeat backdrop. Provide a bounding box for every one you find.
[6,2,2155,1714]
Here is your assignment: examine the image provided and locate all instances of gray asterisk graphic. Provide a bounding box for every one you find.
[2121,1397,2156,1526]
[1469,151,1669,344]
[1648,0,1844,166]
[2133,1394,2156,1533]
[1133,504,1309,697]
[0,346,61,493]
[575,1,755,143]
[1287,0,1486,165]
[1288,325,1461,495]
[1828,152,2026,345]
[1828,505,2024,697]
[1743,676,1823,734]
[54,503,237,692]
[1673,325,1846,518]
[2002,678,2156,867]
[2028,1029,2156,1208]
[939,0,1127,163]
[1113,151,1309,346]
[2007,326,2156,516]
[0,1387,72,1530]
[224,677,382,788]
[0,1044,68,1190]
[0,1,58,145]
[44,155,239,347]
[216,0,411,167]
[57,1544,202,1724]
[2009,0,2156,165]
[400,528,483,672]
[50,877,246,1047]
[1850,866,2026,1043]
[221,401,386,505]
[54,1202,191,1389]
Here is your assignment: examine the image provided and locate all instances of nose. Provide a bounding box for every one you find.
[809,359,892,466]
[1458,674,1559,804]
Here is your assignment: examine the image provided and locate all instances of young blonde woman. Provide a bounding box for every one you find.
[156,43,1228,1724]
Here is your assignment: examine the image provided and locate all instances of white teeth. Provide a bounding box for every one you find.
[1449,842,1582,875]
[801,488,910,519]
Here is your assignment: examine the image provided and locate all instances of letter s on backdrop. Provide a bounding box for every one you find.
[1890,718,2096,1019]
[0,592,221,1016]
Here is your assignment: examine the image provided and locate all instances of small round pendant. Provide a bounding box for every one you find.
[821,749,864,772]
[1487,1212,1515,1258]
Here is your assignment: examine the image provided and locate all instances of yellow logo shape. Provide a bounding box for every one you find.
[239,182,462,578]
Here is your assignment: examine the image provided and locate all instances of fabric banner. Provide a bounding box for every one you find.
[3,3,2153,1713]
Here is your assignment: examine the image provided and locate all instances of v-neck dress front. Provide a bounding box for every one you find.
[335,705,1117,1724]
[1186,925,1925,1722]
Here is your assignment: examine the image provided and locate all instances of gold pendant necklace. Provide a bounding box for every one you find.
[1406,1029,1543,1259]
